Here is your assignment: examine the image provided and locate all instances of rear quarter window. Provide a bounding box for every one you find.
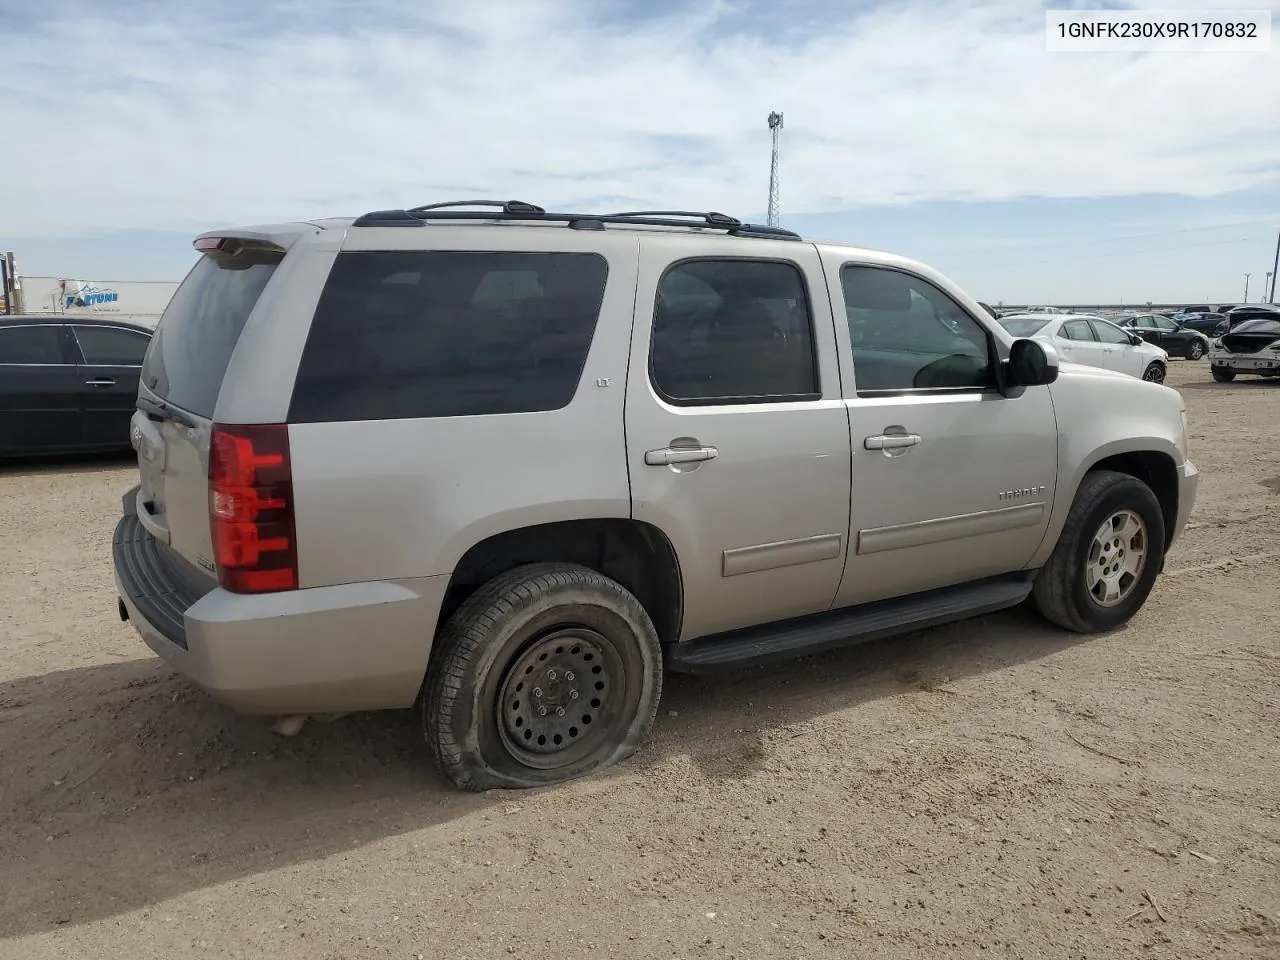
[288,250,609,422]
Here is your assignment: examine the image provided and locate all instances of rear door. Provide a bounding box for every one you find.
[133,239,287,578]
[624,237,851,640]
[0,322,83,454]
[70,324,151,447]
[1054,319,1108,369]
[1089,318,1145,376]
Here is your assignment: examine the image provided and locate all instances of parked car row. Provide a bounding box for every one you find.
[0,315,151,457]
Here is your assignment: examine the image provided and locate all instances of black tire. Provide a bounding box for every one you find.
[1031,470,1166,634]
[1141,362,1165,384]
[423,562,663,791]
[1211,366,1236,383]
[1187,339,1205,360]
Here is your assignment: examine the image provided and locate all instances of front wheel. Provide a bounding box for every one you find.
[1142,362,1166,383]
[1211,366,1236,383]
[423,563,663,791]
[1187,339,1205,360]
[1031,470,1166,634]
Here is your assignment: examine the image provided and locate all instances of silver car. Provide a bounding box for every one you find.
[114,202,1198,791]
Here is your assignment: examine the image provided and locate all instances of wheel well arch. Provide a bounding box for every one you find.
[1085,450,1179,549]
[438,519,684,644]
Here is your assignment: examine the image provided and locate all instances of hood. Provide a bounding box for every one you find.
[1056,360,1133,381]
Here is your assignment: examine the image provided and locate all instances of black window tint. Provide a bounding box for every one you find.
[650,259,818,404]
[141,248,283,418]
[74,326,151,365]
[289,251,608,422]
[0,326,64,364]
[841,266,993,393]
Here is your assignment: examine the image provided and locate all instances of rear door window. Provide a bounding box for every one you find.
[73,325,151,365]
[1059,320,1096,341]
[0,325,66,364]
[1091,320,1132,344]
[141,247,283,417]
[289,251,609,422]
[650,258,819,403]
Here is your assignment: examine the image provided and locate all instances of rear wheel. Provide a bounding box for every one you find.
[1142,362,1165,383]
[1032,470,1165,634]
[423,563,663,791]
[1211,366,1236,383]
[1187,339,1205,360]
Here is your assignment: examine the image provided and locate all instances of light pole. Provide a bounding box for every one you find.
[1243,273,1251,302]
[1270,230,1280,303]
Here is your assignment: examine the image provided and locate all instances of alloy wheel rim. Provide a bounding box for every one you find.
[1085,509,1148,607]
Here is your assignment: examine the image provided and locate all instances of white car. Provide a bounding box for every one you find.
[998,313,1169,383]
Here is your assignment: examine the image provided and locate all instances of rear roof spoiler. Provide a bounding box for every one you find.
[193,223,320,252]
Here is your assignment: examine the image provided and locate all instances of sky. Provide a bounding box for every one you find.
[1,0,1278,304]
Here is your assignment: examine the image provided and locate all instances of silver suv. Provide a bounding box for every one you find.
[113,201,1199,791]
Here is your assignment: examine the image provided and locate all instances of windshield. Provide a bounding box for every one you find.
[998,317,1051,337]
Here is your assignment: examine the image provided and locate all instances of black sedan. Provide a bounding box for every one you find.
[1112,313,1211,360]
[0,315,152,457]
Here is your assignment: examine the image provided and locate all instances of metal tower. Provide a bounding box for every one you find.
[767,111,783,227]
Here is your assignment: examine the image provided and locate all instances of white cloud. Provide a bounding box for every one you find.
[2,0,1278,237]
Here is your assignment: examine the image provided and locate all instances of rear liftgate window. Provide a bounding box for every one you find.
[289,251,610,422]
[141,244,283,418]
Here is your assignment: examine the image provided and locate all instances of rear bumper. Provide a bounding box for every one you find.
[113,509,450,715]
[1208,352,1280,373]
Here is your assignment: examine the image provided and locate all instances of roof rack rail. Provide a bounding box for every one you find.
[608,210,742,228]
[350,203,802,240]
[406,200,546,215]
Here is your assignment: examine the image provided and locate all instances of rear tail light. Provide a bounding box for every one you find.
[209,423,298,593]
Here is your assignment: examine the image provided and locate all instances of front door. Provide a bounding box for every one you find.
[625,237,852,641]
[0,323,82,455]
[824,260,1058,607]
[70,324,150,447]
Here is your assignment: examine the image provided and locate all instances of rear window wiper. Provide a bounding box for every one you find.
[137,394,199,430]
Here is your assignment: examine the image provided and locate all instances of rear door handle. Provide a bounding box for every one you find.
[645,446,719,466]
[85,378,116,387]
[864,433,921,450]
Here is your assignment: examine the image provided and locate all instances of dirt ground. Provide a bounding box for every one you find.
[1,360,1277,960]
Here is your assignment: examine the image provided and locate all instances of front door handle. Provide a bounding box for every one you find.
[85,378,116,387]
[864,433,921,451]
[645,445,719,466]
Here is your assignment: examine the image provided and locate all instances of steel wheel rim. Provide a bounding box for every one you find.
[1086,509,1148,607]
[496,627,623,770]
[1190,341,1204,359]
[1143,364,1164,382]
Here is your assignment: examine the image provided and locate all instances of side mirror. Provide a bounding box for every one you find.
[1128,332,1143,345]
[1006,338,1059,388]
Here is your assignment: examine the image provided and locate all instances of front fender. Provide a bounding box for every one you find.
[1027,373,1186,568]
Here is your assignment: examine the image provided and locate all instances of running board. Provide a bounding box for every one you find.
[666,574,1034,675]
